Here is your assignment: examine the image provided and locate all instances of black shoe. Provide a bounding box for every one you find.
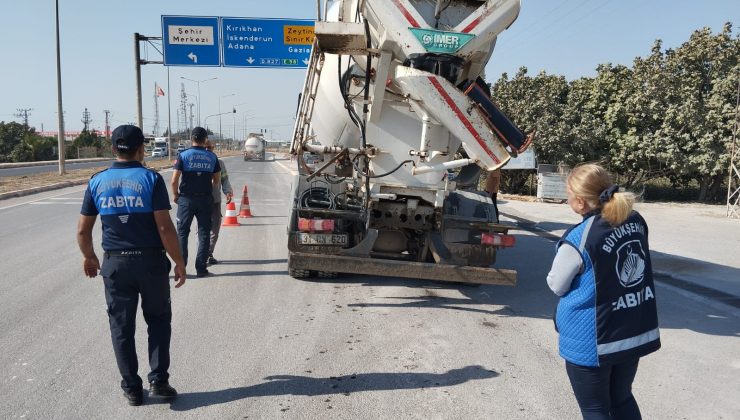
[123,389,143,406]
[196,270,213,278]
[207,255,219,265]
[149,381,177,400]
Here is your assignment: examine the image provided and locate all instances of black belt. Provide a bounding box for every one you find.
[105,248,165,257]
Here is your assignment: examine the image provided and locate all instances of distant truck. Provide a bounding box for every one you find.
[244,133,266,161]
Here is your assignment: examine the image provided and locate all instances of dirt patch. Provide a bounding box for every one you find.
[481,319,497,328]
[0,151,242,195]
[500,193,537,202]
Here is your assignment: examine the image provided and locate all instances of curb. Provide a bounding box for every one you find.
[652,269,740,309]
[499,210,740,306]
[0,180,88,200]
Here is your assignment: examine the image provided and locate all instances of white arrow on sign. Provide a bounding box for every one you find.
[302,58,310,65]
[246,57,255,64]
[187,52,198,63]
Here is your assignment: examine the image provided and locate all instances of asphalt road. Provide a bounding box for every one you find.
[0,157,164,177]
[0,156,738,419]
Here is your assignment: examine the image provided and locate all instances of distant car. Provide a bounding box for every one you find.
[151,147,166,157]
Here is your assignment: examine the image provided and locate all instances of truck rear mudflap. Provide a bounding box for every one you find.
[288,251,516,286]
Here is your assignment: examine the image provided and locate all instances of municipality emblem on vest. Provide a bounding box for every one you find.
[615,240,646,288]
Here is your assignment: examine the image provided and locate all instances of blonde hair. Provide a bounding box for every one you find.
[567,163,636,226]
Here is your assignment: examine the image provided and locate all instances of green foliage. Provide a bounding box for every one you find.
[73,129,101,148]
[0,122,58,163]
[0,121,29,162]
[491,23,739,202]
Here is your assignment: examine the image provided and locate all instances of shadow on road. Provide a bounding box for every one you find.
[215,259,288,265]
[308,232,740,337]
[167,365,498,411]
[205,270,289,278]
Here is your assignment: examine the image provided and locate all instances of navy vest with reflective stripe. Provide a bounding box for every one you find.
[88,165,163,251]
[556,211,660,366]
[176,147,218,195]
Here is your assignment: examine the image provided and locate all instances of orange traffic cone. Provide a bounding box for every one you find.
[238,185,253,218]
[222,201,241,226]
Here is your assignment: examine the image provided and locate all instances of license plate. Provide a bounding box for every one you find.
[297,233,348,246]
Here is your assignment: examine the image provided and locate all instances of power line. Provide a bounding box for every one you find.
[503,0,578,44]
[15,108,33,126]
[81,107,92,131]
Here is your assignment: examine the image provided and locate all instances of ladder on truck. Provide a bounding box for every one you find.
[291,39,324,154]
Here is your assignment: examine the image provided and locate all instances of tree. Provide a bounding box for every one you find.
[0,121,30,162]
[658,23,739,201]
[73,129,101,148]
[489,23,739,202]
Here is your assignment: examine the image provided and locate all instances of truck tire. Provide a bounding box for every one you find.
[317,271,338,278]
[289,268,311,279]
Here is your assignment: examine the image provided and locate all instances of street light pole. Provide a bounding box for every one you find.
[55,0,65,175]
[181,77,216,126]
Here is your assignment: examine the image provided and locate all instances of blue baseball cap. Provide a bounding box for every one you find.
[192,126,208,140]
[112,125,145,151]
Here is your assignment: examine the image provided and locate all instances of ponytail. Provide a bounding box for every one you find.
[601,190,636,226]
[567,163,636,227]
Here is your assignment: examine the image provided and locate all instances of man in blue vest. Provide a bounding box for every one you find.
[77,125,186,406]
[171,127,221,277]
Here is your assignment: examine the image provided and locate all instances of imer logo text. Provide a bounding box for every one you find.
[409,28,474,53]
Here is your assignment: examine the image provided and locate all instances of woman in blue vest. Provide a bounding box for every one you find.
[547,164,660,419]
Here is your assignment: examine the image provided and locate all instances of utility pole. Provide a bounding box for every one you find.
[15,108,33,126]
[188,103,195,138]
[104,110,111,139]
[55,0,65,175]
[180,83,188,135]
[134,33,143,129]
[81,108,92,132]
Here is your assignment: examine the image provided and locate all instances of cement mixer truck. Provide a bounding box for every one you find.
[288,0,532,285]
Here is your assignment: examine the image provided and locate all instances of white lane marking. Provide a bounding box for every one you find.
[48,197,82,200]
[273,159,298,175]
[0,186,87,211]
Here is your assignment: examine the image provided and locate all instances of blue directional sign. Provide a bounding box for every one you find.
[221,18,314,68]
[162,15,220,67]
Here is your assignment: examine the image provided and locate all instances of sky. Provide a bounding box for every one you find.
[0,0,737,139]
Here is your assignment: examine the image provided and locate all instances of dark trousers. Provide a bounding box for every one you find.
[566,358,641,420]
[176,195,213,273]
[209,201,223,255]
[101,254,172,393]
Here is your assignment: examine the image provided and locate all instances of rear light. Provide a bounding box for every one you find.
[481,232,516,247]
[298,218,335,232]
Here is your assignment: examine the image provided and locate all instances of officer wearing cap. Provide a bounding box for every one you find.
[171,126,221,277]
[77,125,187,406]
